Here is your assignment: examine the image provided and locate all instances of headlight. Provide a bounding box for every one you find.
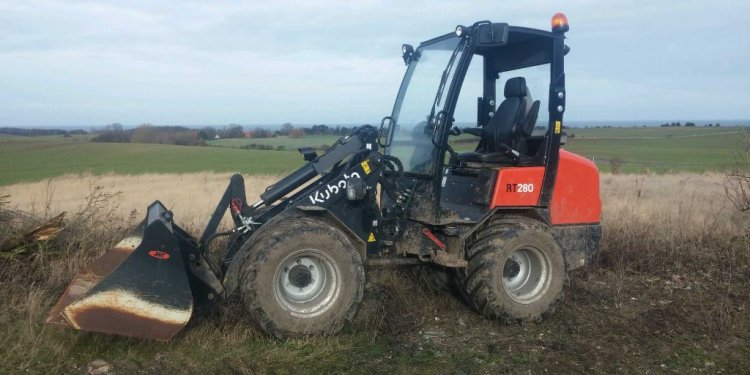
[455,25,466,37]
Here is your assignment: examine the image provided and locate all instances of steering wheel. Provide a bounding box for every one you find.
[380,155,404,201]
[382,154,404,177]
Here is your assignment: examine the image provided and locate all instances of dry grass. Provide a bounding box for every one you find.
[1,172,281,231]
[591,173,750,340]
[1,172,749,373]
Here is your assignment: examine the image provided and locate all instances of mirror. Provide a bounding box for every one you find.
[476,23,509,46]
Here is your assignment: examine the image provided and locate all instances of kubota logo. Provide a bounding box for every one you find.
[308,172,361,205]
[148,250,170,260]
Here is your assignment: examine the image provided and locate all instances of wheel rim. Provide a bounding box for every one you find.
[502,247,551,304]
[272,249,341,318]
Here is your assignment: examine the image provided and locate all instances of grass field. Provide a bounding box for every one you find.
[567,126,743,137]
[452,126,748,173]
[564,126,748,173]
[1,173,748,373]
[1,126,748,186]
[0,135,304,186]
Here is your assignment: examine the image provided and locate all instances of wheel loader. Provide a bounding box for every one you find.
[47,13,601,340]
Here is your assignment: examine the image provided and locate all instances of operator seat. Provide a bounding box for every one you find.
[515,99,540,155]
[457,77,532,164]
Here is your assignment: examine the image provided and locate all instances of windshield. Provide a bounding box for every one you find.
[387,36,465,173]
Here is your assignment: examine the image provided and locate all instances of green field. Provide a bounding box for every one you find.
[211,127,749,173]
[1,126,748,186]
[564,126,748,173]
[0,135,304,186]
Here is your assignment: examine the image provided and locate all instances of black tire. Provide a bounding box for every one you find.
[409,264,457,294]
[238,216,365,338]
[456,216,566,323]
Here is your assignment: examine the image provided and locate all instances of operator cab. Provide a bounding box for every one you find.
[381,16,570,226]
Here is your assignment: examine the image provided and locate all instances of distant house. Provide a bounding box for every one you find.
[214,134,221,140]
[243,130,253,138]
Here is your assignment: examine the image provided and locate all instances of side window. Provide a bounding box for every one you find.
[497,64,549,135]
[452,55,484,152]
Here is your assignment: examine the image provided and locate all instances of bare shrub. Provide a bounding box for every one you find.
[51,185,132,257]
[725,168,750,211]
[0,184,132,287]
[724,130,750,211]
[0,183,134,372]
[288,127,306,138]
[0,193,38,254]
[608,158,624,174]
[0,194,14,245]
[0,193,10,221]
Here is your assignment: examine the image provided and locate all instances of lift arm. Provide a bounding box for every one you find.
[259,125,380,204]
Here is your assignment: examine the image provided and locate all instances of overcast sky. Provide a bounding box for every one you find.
[1,0,748,127]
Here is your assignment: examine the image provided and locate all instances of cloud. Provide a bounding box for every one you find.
[0,0,748,126]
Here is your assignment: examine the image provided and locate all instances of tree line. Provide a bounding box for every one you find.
[659,122,721,127]
[237,123,358,139]
[89,123,359,146]
[92,123,256,145]
[0,127,87,136]
[91,123,202,145]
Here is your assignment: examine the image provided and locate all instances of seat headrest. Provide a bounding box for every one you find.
[504,77,528,98]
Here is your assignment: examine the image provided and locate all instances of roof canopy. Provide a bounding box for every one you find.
[419,24,568,74]
[479,26,563,73]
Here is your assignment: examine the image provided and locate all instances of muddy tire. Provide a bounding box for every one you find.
[238,217,364,338]
[456,216,565,323]
[409,264,456,294]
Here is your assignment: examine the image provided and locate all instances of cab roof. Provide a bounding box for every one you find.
[419,23,568,74]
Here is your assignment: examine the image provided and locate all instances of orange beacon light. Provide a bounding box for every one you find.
[551,13,569,33]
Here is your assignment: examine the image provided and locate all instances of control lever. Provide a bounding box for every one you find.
[499,143,521,164]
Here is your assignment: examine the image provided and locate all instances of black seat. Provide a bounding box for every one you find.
[457,77,532,165]
[514,99,540,155]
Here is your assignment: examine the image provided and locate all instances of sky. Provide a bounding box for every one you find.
[0,0,749,127]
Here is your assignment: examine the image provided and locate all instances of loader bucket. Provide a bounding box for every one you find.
[46,201,213,341]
